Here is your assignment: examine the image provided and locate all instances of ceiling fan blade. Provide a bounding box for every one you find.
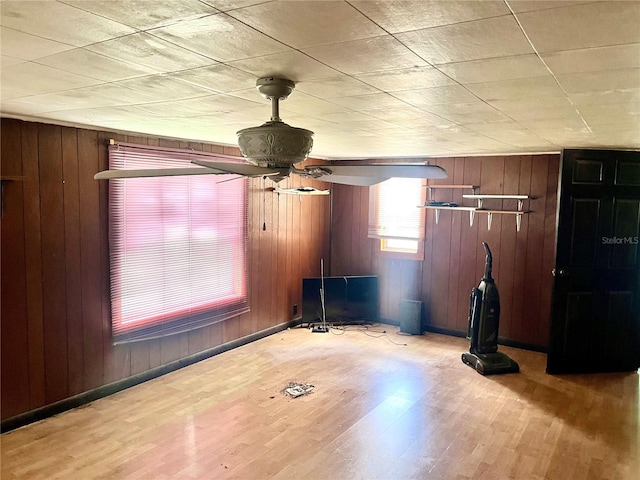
[192,160,280,177]
[316,175,390,186]
[94,167,223,180]
[305,164,448,180]
[272,186,330,195]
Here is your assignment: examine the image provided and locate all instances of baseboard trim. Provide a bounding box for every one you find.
[1,319,300,433]
[379,320,548,354]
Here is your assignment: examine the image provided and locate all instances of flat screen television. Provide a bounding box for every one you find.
[302,275,378,325]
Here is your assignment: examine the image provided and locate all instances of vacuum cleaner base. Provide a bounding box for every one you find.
[462,352,520,375]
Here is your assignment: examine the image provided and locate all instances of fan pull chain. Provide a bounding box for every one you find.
[262,176,267,231]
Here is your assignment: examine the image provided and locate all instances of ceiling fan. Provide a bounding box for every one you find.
[94,77,447,186]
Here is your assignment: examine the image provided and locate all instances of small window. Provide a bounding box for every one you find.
[108,142,249,344]
[368,177,426,259]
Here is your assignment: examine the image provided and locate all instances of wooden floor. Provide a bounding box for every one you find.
[2,326,638,480]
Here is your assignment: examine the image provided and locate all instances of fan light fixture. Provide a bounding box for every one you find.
[236,77,314,180]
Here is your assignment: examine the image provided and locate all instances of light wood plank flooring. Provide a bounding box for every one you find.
[2,326,638,479]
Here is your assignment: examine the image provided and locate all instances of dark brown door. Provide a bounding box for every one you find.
[547,149,640,374]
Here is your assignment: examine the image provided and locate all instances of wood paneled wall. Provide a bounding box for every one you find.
[0,119,330,421]
[330,155,560,350]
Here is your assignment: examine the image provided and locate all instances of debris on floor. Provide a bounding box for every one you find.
[281,382,315,398]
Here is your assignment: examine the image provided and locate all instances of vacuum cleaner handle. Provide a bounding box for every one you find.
[482,242,493,281]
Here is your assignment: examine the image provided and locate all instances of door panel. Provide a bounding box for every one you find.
[548,149,640,373]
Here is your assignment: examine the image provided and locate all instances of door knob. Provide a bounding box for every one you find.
[552,268,568,277]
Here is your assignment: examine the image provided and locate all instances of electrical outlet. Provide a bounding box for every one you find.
[293,304,298,315]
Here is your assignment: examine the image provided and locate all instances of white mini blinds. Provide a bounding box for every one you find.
[108,142,249,344]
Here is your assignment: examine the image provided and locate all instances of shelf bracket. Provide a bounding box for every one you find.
[469,209,475,227]
[435,208,440,225]
[487,212,493,231]
[516,213,522,232]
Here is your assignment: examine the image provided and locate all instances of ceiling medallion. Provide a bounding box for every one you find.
[237,77,314,170]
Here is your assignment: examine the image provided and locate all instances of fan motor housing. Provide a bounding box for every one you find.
[237,121,314,168]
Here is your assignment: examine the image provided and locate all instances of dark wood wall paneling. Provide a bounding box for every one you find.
[0,119,330,421]
[330,155,559,350]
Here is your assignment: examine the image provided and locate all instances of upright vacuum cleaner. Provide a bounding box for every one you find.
[462,243,519,375]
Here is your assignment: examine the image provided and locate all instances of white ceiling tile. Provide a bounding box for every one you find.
[295,77,381,98]
[506,105,584,123]
[0,27,75,61]
[516,2,640,53]
[436,54,549,84]
[327,93,413,112]
[168,65,257,93]
[150,14,291,62]
[521,116,589,131]
[556,69,640,94]
[396,15,534,65]
[466,76,564,101]
[350,0,510,33]
[542,43,640,75]
[86,33,215,73]
[302,36,427,75]
[0,55,25,69]
[0,1,135,47]
[1,62,103,100]
[113,75,214,101]
[393,85,480,107]
[134,94,262,117]
[35,48,153,82]
[279,98,351,117]
[226,1,386,49]
[64,0,219,30]
[320,111,379,124]
[507,1,598,14]
[424,102,513,124]
[228,51,339,82]
[487,95,573,114]
[0,83,157,114]
[354,66,457,91]
[569,88,640,107]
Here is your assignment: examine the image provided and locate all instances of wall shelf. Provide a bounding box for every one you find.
[421,188,531,231]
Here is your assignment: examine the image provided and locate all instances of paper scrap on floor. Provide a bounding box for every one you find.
[283,382,315,397]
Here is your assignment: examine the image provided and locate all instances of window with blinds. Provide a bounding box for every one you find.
[368,177,426,259]
[108,142,249,344]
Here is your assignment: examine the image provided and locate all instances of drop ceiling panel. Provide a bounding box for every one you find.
[169,65,258,93]
[466,76,565,102]
[226,1,386,49]
[35,48,153,82]
[295,77,381,98]
[64,0,220,30]
[396,15,534,65]
[424,102,512,124]
[149,15,291,62]
[0,27,75,61]
[86,33,216,73]
[350,0,510,33]
[0,1,135,47]
[541,43,640,75]
[228,51,339,82]
[302,36,428,75]
[354,66,457,91]
[393,85,480,106]
[515,2,640,53]
[1,62,103,100]
[556,69,640,94]
[436,54,549,84]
